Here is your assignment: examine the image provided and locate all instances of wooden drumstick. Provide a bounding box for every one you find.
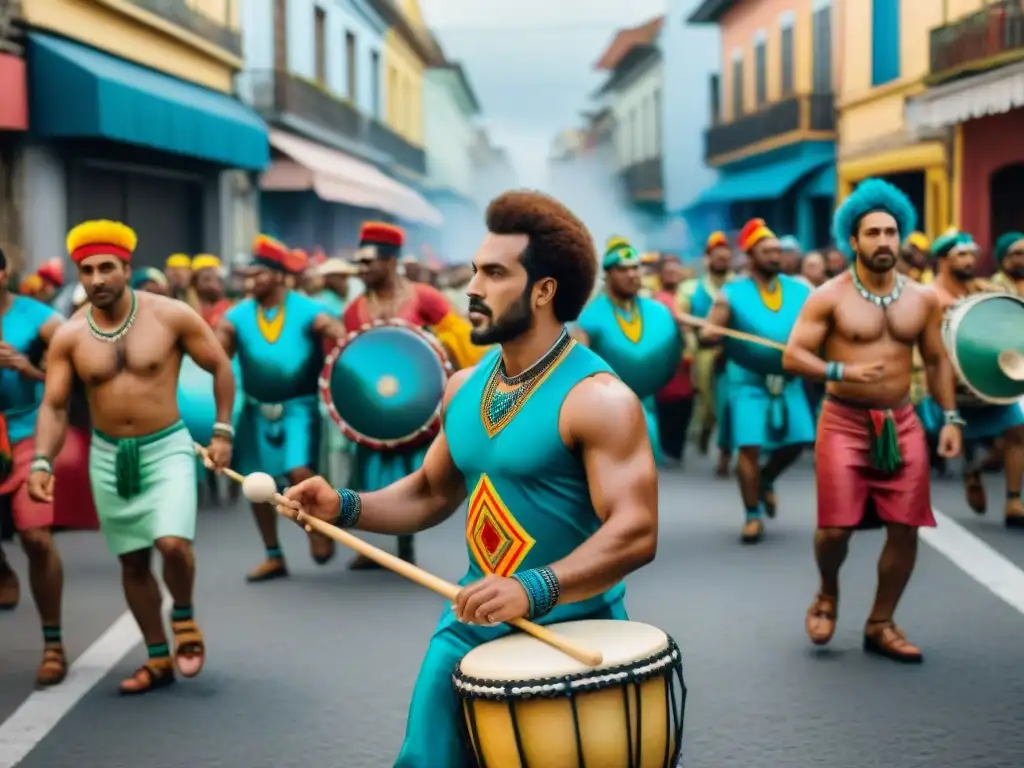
[194,445,605,667]
[677,310,787,352]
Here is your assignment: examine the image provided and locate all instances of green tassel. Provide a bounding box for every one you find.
[869,411,903,475]
[114,438,142,499]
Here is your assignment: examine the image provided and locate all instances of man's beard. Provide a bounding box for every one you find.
[752,261,780,279]
[951,267,974,282]
[89,284,124,310]
[1006,267,1024,280]
[469,291,533,346]
[857,248,896,274]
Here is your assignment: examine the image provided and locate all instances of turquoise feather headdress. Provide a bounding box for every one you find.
[832,178,917,257]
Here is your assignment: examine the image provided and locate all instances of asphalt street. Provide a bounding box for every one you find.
[2,452,1024,768]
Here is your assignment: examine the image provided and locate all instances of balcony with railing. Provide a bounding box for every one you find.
[620,157,663,201]
[242,70,426,175]
[928,0,1024,85]
[126,0,242,57]
[704,92,835,163]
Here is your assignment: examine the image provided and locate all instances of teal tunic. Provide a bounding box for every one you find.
[690,277,732,452]
[721,276,815,450]
[226,292,324,485]
[918,397,1024,442]
[0,297,57,444]
[575,294,681,463]
[395,340,629,767]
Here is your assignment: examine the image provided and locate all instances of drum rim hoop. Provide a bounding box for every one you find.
[452,637,682,700]
[318,318,453,449]
[943,293,1023,406]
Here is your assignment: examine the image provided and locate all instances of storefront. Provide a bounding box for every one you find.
[20,32,269,271]
[907,60,1024,261]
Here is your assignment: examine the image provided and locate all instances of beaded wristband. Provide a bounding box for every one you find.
[30,457,52,475]
[212,422,235,440]
[512,566,561,619]
[943,409,967,427]
[332,488,362,528]
[825,361,845,382]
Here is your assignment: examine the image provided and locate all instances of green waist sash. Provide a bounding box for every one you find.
[92,421,187,499]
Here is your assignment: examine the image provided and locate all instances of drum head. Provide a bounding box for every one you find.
[320,320,452,450]
[944,293,1024,405]
[458,620,668,681]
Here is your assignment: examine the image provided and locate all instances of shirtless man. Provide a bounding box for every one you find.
[29,219,236,694]
[927,230,1024,527]
[783,179,962,663]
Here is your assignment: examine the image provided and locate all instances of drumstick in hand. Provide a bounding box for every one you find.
[677,310,787,352]
[194,445,605,667]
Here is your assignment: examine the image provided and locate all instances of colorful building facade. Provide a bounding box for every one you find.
[905,0,1024,261]
[686,0,837,250]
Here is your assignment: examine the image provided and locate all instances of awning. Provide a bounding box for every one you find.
[262,130,443,227]
[806,164,836,198]
[26,33,268,171]
[685,152,830,208]
[907,60,1024,131]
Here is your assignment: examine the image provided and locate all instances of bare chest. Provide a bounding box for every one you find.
[73,320,180,386]
[834,290,928,345]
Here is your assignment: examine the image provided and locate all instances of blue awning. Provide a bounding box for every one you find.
[686,153,830,208]
[27,33,269,171]
[806,164,836,198]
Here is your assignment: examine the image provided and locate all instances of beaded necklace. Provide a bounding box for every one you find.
[851,264,906,310]
[481,330,573,437]
[88,290,138,343]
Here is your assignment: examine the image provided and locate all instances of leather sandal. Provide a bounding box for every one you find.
[1005,498,1024,529]
[863,619,923,663]
[964,473,986,514]
[36,645,67,687]
[246,558,288,583]
[119,660,176,695]
[806,593,837,646]
[308,532,335,565]
[760,483,777,519]
[171,619,206,678]
[741,518,764,544]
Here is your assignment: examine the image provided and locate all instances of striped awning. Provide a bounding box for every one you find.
[906,60,1024,131]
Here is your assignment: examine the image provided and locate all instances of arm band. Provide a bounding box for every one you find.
[943,409,966,427]
[333,488,362,528]
[825,361,845,382]
[512,566,561,619]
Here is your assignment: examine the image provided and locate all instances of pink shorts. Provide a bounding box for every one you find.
[0,438,54,531]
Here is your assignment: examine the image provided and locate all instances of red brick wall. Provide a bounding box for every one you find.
[960,109,1024,265]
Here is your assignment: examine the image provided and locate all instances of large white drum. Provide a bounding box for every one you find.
[453,620,686,768]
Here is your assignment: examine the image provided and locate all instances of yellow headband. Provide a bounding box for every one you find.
[166,253,191,269]
[191,254,222,271]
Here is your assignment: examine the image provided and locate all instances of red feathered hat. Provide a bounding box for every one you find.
[705,231,729,252]
[37,258,65,287]
[358,221,404,249]
[251,234,291,270]
[284,248,309,275]
[738,219,776,253]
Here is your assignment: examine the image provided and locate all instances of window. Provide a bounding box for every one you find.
[812,3,833,93]
[780,18,795,97]
[709,73,721,124]
[388,65,397,123]
[314,7,326,84]
[755,40,767,106]
[871,0,900,86]
[654,88,662,156]
[346,32,357,100]
[370,50,380,117]
[731,53,744,118]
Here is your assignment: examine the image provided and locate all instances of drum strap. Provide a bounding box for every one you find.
[867,409,903,475]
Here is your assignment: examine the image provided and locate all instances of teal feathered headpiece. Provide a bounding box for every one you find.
[994,231,1024,262]
[602,236,641,270]
[932,228,976,258]
[832,178,917,257]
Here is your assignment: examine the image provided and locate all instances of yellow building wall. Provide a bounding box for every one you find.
[21,0,240,93]
[383,30,425,146]
[835,0,955,236]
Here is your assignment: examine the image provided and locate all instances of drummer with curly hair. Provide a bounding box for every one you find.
[783,179,962,663]
[923,229,1024,527]
[215,236,347,582]
[281,190,659,766]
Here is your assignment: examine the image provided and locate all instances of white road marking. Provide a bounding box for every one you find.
[1,512,1023,766]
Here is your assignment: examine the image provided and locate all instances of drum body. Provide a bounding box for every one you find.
[320,319,452,451]
[453,620,685,768]
[177,356,244,445]
[941,293,1024,405]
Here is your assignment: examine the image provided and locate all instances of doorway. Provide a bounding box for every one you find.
[990,163,1024,240]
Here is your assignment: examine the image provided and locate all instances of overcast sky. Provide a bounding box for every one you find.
[418,0,667,187]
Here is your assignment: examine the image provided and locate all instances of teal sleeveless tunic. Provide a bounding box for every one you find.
[394,338,630,768]
[226,291,324,482]
[721,275,814,449]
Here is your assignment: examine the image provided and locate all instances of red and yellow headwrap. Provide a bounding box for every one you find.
[37,258,64,287]
[285,248,309,275]
[251,234,291,271]
[705,231,729,252]
[66,220,138,264]
[738,218,776,253]
[358,221,404,251]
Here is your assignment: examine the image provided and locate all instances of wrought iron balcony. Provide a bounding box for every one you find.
[244,70,364,143]
[367,119,427,175]
[126,0,242,57]
[620,157,663,201]
[928,0,1024,85]
[704,93,835,163]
